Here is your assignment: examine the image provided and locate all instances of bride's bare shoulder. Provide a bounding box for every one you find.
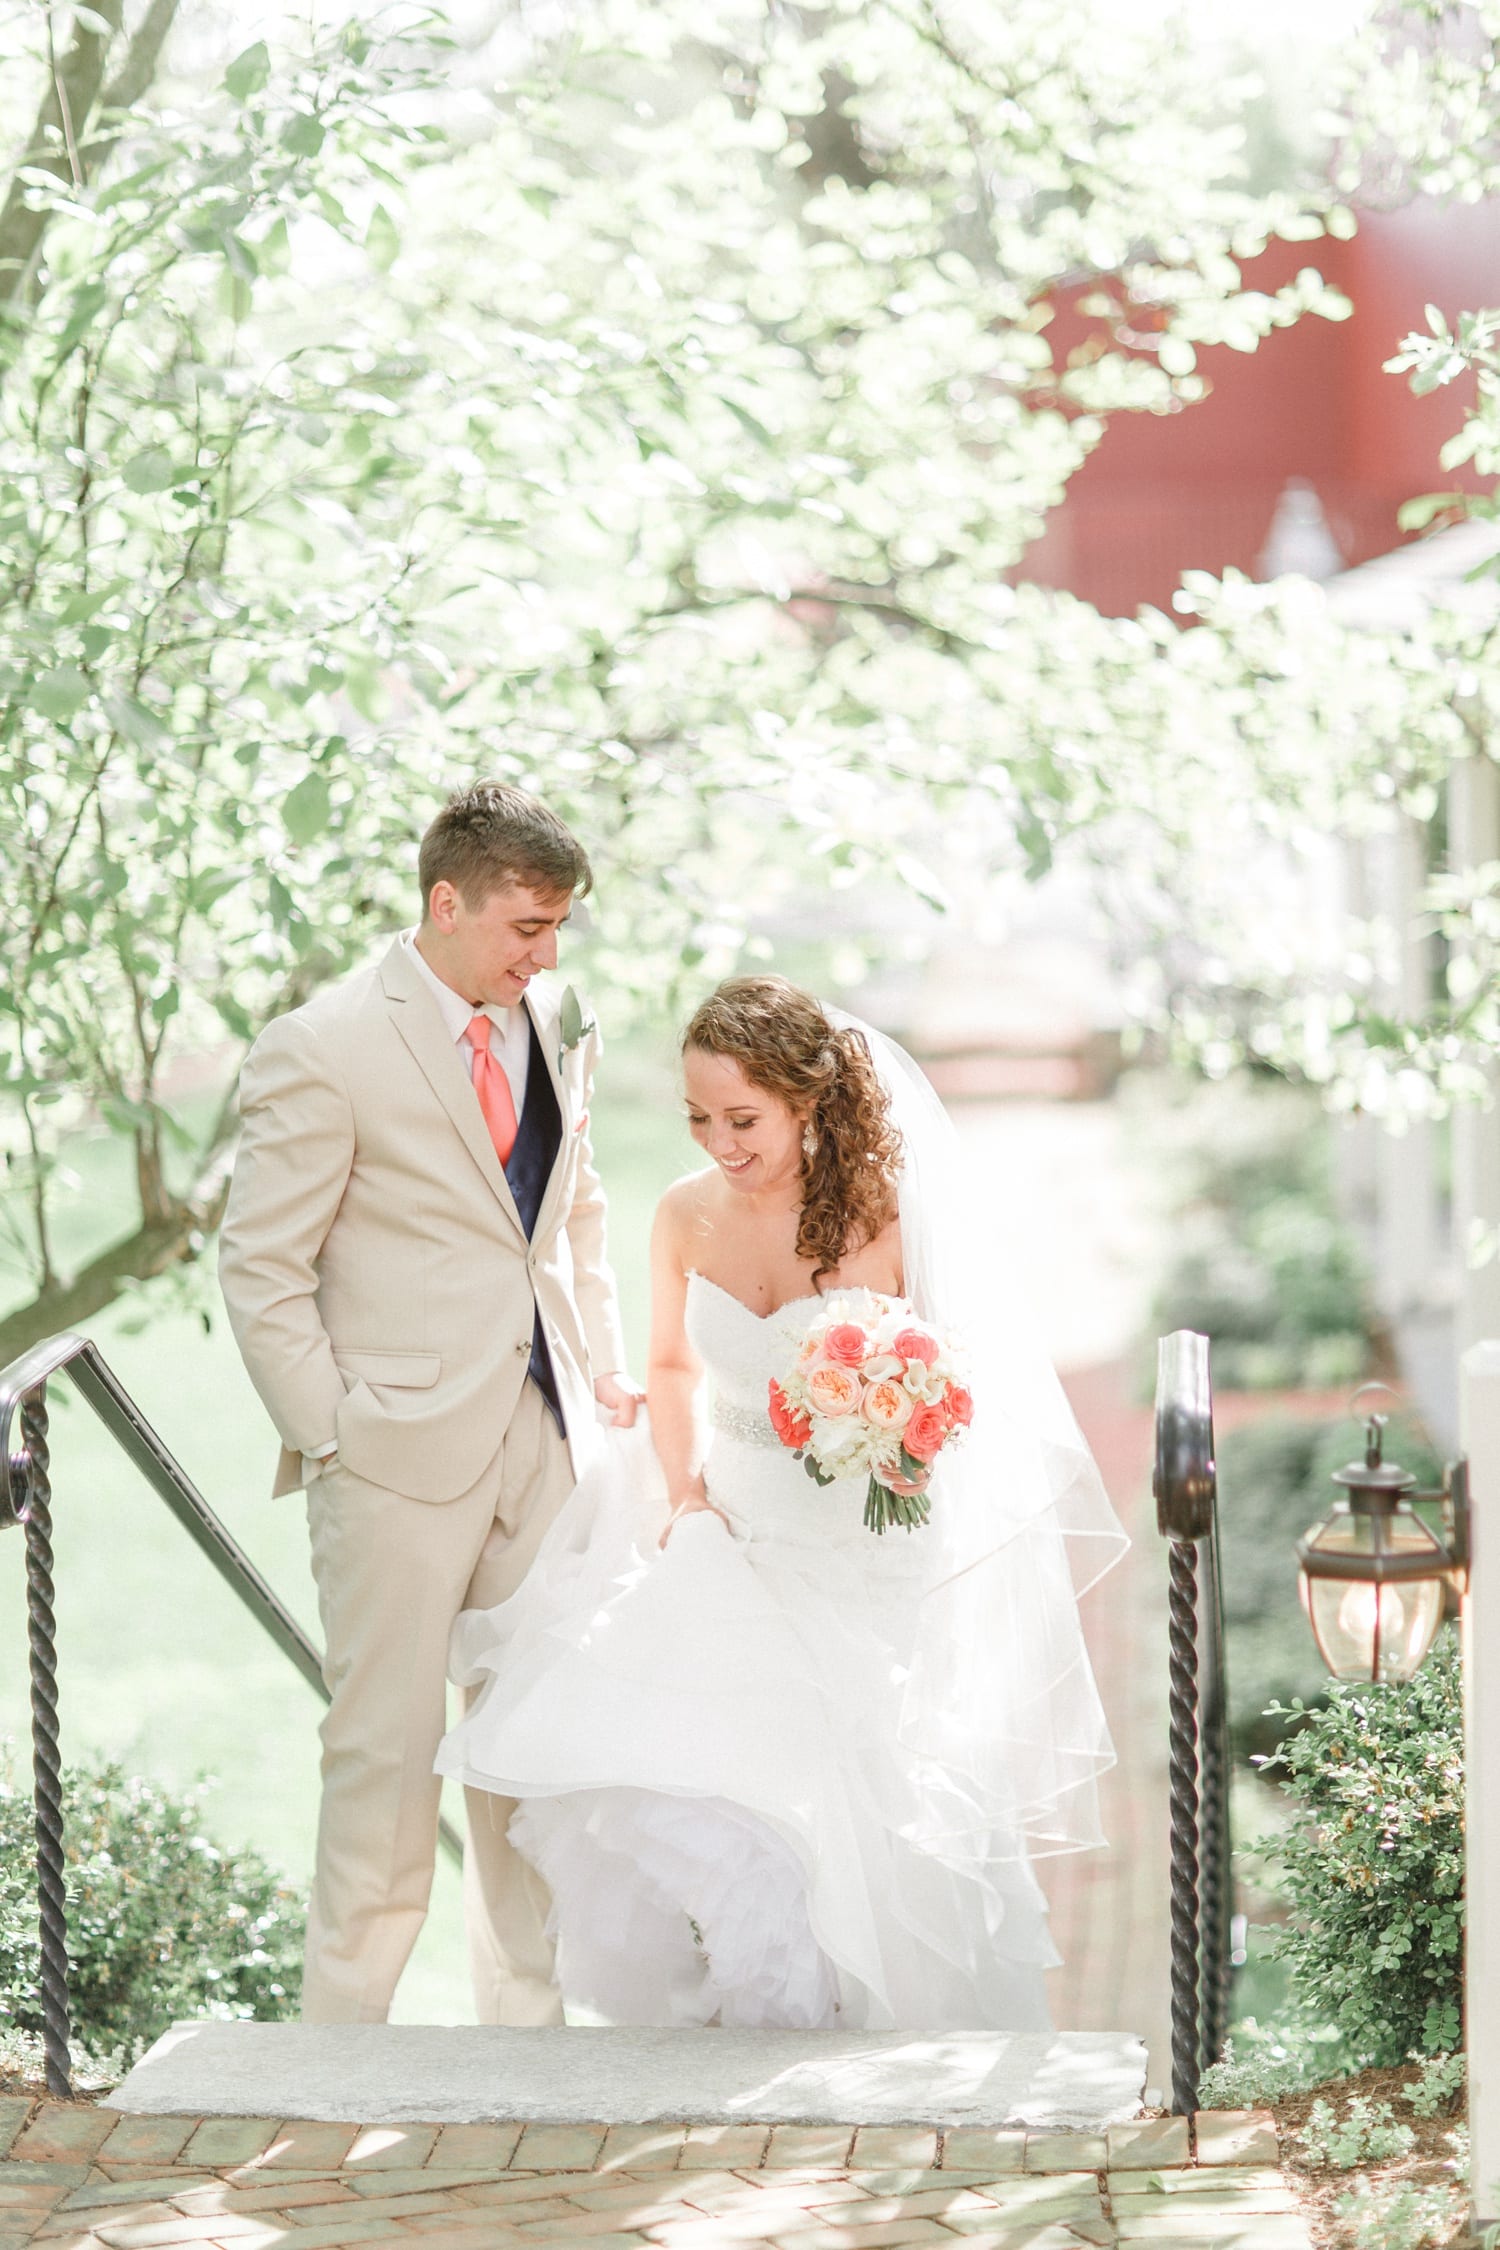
[655,1167,718,1245]
[842,1206,904,1294]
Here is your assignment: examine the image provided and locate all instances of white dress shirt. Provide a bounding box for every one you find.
[401,928,531,1119]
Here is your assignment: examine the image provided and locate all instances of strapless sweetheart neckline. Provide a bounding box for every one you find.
[685,1270,822,1324]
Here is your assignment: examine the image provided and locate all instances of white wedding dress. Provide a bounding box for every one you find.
[437,1270,1062,2032]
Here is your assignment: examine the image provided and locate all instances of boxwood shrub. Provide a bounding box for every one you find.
[0,1756,304,2063]
[1262,1632,1463,2065]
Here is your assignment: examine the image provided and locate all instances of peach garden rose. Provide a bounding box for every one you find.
[861,1378,914,1432]
[804,1361,863,1417]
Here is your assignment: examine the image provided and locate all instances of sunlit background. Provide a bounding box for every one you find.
[1,0,1494,2105]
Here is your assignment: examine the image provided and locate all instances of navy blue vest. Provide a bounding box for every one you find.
[504,1016,563,1431]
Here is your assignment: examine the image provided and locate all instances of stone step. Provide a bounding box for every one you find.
[108,2024,1147,2130]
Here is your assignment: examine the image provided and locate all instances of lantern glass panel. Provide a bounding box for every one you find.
[1297,1507,1448,1683]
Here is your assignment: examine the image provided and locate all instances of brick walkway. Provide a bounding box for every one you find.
[0,2098,1308,2250]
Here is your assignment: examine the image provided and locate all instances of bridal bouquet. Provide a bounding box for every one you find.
[767,1289,973,1535]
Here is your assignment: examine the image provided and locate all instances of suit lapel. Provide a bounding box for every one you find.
[378,941,527,1243]
[524,984,573,1241]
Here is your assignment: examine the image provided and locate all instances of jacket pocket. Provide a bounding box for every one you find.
[333,1349,441,1390]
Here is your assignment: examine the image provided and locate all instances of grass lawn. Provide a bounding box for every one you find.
[0,1038,689,2024]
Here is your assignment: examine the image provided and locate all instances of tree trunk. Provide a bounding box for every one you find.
[0,1182,229,1368]
[0,0,127,309]
[0,0,185,314]
[96,0,183,119]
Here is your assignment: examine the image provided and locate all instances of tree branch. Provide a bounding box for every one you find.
[0,1188,226,1368]
[97,0,183,118]
[0,0,126,310]
[650,580,987,658]
[71,0,188,197]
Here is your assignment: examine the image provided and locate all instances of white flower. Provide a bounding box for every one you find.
[814,1416,877,1476]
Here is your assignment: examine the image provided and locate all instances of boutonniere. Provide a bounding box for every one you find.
[559,984,596,1062]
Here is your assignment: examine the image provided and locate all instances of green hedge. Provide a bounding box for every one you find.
[0,1757,304,2063]
[1144,1084,1374,1394]
[1262,1633,1464,2064]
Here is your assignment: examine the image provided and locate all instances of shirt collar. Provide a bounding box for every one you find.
[401,929,519,1046]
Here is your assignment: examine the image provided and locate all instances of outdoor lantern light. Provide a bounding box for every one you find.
[1297,1406,1470,1685]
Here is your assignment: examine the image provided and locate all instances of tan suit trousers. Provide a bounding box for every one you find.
[302,1380,573,2024]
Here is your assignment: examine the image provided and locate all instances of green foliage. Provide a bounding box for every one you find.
[1333,2175,1464,2250]
[1337,0,1500,208]
[1153,1206,1370,1393]
[1146,1086,1374,1395]
[1262,1634,1464,2066]
[1197,2017,1344,2108]
[1300,2095,1416,2170]
[1127,1,1500,1112]
[0,1756,303,2062]
[0,0,1350,1346]
[1216,1410,1442,1757]
[1404,2051,1466,2119]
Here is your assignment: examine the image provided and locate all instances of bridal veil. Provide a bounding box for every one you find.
[831,1010,1127,1870]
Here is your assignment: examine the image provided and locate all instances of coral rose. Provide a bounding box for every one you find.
[902,1401,950,1462]
[768,1379,812,1451]
[861,1378,914,1432]
[943,1384,974,1428]
[892,1326,940,1368]
[805,1361,863,1418]
[822,1322,871,1368]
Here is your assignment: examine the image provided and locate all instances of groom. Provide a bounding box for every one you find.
[219,784,639,2024]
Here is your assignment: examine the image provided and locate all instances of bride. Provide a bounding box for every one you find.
[436,976,1124,2031]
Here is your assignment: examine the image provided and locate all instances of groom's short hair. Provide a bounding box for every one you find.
[419,785,592,912]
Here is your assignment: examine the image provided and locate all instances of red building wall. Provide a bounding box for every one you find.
[1020,203,1500,617]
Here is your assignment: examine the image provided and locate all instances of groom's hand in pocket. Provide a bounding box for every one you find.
[594,1372,643,1428]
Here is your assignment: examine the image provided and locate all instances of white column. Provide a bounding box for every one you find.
[1451,761,1500,1350]
[1460,1340,1500,2229]
[1370,819,1442,1322]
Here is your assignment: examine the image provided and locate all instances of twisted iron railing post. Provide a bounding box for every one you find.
[1165,1535,1201,2117]
[16,1383,72,2097]
[1197,1518,1233,2072]
[1154,1329,1230,2117]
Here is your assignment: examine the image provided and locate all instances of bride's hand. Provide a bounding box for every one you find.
[659,1481,724,1548]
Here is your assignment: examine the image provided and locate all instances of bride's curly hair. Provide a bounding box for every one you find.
[683,976,903,1283]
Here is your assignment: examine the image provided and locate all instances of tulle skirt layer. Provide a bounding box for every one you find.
[438,1427,1060,2032]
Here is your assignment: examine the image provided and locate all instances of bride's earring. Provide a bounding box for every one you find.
[802,1121,817,1160]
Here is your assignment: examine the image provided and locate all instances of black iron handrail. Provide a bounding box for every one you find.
[1153,1328,1234,2115]
[2,1331,463,2097]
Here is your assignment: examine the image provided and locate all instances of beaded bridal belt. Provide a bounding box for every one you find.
[711,1397,781,1450]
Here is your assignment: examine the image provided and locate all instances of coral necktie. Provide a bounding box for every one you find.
[466,1013,518,1165]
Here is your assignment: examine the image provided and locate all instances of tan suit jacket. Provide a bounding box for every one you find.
[219,939,626,1503]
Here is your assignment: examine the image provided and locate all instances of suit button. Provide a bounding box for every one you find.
[516,1340,529,1355]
